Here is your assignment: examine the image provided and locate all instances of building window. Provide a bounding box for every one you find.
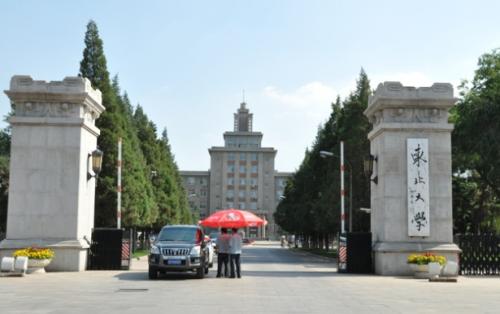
[250,178,257,186]
[187,177,195,185]
[238,202,245,210]
[240,153,246,160]
[200,178,207,185]
[228,165,235,173]
[250,190,257,198]
[251,153,258,161]
[227,202,234,208]
[226,190,234,198]
[250,202,257,210]
[251,165,258,173]
[228,153,235,160]
[239,190,245,198]
[228,178,234,185]
[200,189,207,197]
[239,165,246,173]
[239,178,246,186]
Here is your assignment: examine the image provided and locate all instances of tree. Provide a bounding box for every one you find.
[274,69,372,248]
[79,20,156,228]
[452,49,500,233]
[0,128,10,235]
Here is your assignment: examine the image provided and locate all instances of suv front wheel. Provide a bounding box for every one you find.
[148,266,158,280]
[196,260,205,279]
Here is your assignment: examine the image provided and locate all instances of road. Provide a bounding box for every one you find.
[1,241,500,313]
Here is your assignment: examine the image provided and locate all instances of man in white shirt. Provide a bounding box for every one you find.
[229,228,242,278]
[216,228,230,278]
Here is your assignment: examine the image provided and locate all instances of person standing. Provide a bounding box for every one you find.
[229,228,242,278]
[216,228,230,278]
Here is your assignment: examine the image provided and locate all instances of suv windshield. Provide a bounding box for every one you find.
[158,227,200,243]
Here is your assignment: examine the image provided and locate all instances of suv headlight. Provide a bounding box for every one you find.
[190,246,201,256]
[150,245,160,254]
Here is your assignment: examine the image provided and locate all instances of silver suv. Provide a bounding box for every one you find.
[148,225,210,279]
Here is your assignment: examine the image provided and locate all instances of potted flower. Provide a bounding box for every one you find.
[13,247,55,274]
[407,252,446,278]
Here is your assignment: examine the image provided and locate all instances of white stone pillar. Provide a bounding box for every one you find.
[364,82,461,276]
[0,76,104,271]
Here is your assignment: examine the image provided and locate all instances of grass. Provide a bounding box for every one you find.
[294,247,338,259]
[132,249,149,259]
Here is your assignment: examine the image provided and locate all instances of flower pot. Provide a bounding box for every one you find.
[409,263,429,278]
[27,259,52,274]
[427,262,442,279]
[442,261,458,276]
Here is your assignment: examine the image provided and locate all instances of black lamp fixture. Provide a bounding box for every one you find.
[363,154,378,184]
[87,148,104,181]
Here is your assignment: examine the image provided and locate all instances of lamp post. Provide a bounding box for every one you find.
[87,148,104,181]
[320,141,352,233]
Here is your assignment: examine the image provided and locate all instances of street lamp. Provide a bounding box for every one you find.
[87,148,103,181]
[319,142,352,233]
[363,154,378,184]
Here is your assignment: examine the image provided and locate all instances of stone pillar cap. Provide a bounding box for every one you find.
[365,81,457,118]
[5,75,104,114]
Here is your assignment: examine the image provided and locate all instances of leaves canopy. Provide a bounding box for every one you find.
[79,20,191,228]
[274,69,371,241]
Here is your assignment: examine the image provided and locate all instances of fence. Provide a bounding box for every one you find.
[456,233,500,275]
[88,228,132,270]
[338,232,372,274]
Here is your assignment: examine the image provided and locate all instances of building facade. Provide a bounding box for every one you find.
[180,102,292,239]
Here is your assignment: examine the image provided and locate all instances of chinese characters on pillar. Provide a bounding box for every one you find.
[407,138,430,236]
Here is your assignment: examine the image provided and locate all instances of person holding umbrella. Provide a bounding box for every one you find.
[216,228,230,278]
[229,228,242,278]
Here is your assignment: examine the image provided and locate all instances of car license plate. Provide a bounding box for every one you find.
[168,260,182,265]
[168,256,184,260]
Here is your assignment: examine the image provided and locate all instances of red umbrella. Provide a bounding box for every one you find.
[200,208,266,228]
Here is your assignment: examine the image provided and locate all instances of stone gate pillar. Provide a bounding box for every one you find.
[364,82,460,275]
[0,76,104,271]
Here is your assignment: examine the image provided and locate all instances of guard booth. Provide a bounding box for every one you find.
[88,228,132,270]
[338,232,373,274]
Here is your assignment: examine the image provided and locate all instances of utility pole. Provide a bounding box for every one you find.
[340,141,345,234]
[117,137,122,229]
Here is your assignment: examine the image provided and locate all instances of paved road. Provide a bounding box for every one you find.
[1,241,500,313]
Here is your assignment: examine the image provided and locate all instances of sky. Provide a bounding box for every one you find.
[1,0,500,172]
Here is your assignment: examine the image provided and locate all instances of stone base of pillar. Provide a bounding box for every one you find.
[0,238,89,272]
[373,241,461,276]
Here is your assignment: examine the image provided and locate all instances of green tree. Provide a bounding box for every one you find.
[452,49,500,233]
[274,69,372,248]
[0,128,10,235]
[79,20,155,228]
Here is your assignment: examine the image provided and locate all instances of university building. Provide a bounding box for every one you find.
[180,102,292,239]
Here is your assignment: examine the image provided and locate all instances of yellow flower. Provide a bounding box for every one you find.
[407,252,446,266]
[13,247,55,259]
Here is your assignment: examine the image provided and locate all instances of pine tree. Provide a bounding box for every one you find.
[79,20,155,228]
[274,69,372,248]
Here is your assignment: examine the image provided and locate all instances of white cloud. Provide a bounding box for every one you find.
[263,81,339,108]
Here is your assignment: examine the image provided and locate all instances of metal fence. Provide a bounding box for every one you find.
[338,232,373,274]
[88,228,132,270]
[456,233,500,275]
